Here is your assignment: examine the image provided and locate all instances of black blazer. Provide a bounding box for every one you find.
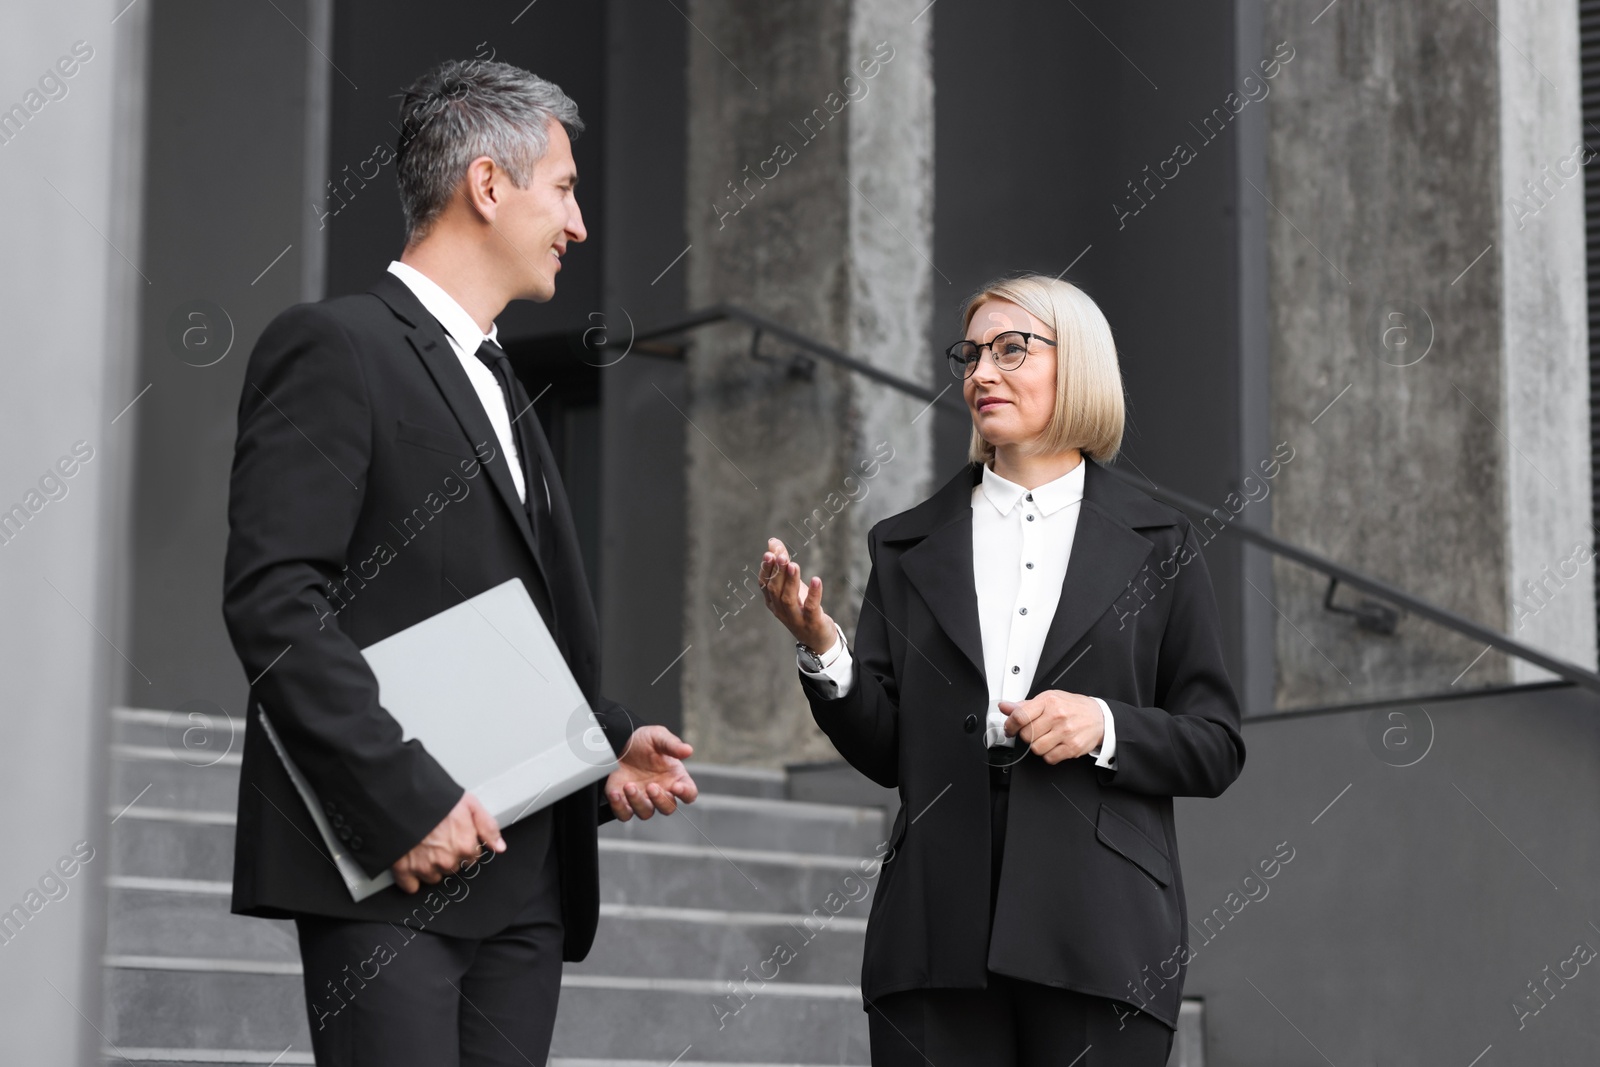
[801,458,1245,1030]
[222,273,635,958]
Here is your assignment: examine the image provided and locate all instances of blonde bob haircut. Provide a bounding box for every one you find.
[960,274,1125,466]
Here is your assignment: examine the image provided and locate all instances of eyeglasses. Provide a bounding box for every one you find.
[946,331,1056,379]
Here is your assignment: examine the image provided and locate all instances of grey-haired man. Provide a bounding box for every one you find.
[223,59,697,1065]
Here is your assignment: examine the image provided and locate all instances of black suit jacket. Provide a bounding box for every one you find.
[801,458,1245,1030]
[222,273,635,957]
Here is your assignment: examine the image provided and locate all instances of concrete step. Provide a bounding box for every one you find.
[110,813,237,884]
[101,963,871,1063]
[105,881,298,962]
[677,762,787,799]
[110,709,798,803]
[599,792,886,855]
[110,810,882,916]
[100,1062,857,1067]
[111,743,242,816]
[549,982,869,1064]
[107,880,866,986]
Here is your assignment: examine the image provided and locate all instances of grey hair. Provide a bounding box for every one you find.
[395,59,583,242]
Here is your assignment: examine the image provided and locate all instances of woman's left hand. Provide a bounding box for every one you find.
[1000,690,1104,764]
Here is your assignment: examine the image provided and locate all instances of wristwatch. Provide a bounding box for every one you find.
[796,639,827,672]
[797,624,842,672]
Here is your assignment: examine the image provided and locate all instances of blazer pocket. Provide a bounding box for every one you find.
[1095,802,1173,887]
[394,418,473,458]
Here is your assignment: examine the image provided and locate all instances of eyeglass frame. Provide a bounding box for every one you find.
[945,331,1058,379]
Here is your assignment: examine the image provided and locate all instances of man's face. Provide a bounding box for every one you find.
[496,118,586,302]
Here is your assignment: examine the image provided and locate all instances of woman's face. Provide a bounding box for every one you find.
[961,298,1058,452]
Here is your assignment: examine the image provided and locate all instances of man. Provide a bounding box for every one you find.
[222,59,695,1065]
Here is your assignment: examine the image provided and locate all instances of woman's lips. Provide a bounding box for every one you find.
[976,397,1009,411]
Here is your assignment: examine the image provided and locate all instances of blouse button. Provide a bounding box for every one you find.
[1026,493,1033,501]
[1026,562,1034,569]
[1011,665,1021,674]
[1019,607,1028,615]
[1026,514,1035,522]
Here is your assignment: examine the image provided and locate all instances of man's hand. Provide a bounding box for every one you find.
[390,791,505,894]
[1001,690,1104,765]
[605,725,698,821]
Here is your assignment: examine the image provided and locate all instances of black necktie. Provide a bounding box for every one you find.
[473,340,555,576]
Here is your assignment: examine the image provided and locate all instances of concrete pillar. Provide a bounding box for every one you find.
[682,0,934,765]
[1260,0,1593,708]
[0,2,148,1059]
[1494,0,1592,682]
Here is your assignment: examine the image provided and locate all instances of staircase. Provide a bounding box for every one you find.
[101,707,886,1066]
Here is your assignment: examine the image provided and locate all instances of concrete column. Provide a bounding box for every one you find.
[1494,0,1593,681]
[682,0,934,765]
[1260,0,1593,709]
[0,2,148,1059]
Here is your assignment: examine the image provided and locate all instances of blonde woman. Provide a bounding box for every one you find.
[760,274,1245,1066]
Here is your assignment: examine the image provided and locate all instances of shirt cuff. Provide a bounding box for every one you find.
[1090,697,1116,768]
[797,623,854,697]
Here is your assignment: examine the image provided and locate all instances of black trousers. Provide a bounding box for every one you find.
[293,831,564,1067]
[866,761,1175,1067]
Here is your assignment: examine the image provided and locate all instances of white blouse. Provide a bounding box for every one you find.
[800,458,1116,767]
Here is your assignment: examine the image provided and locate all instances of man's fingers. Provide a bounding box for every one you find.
[607,789,634,821]
[465,793,506,852]
[624,782,656,819]
[646,782,676,815]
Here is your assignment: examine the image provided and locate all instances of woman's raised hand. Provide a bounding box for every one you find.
[759,537,837,652]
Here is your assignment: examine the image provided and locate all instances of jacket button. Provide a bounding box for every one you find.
[963,714,978,734]
[349,836,364,850]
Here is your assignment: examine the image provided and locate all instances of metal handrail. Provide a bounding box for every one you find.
[606,304,1600,697]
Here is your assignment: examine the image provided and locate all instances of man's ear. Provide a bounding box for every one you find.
[461,156,500,223]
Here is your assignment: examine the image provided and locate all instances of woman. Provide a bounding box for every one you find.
[759,274,1245,1066]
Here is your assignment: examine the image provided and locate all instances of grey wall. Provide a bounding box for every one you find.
[932,0,1268,709]
[323,0,606,332]
[597,0,690,735]
[122,0,327,719]
[0,1,148,1060]
[1176,682,1600,1065]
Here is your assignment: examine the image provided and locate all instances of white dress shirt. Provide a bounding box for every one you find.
[387,260,549,512]
[800,459,1117,767]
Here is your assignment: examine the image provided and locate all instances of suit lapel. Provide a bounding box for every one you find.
[510,376,599,657]
[370,275,552,595]
[1027,458,1159,693]
[897,466,986,683]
